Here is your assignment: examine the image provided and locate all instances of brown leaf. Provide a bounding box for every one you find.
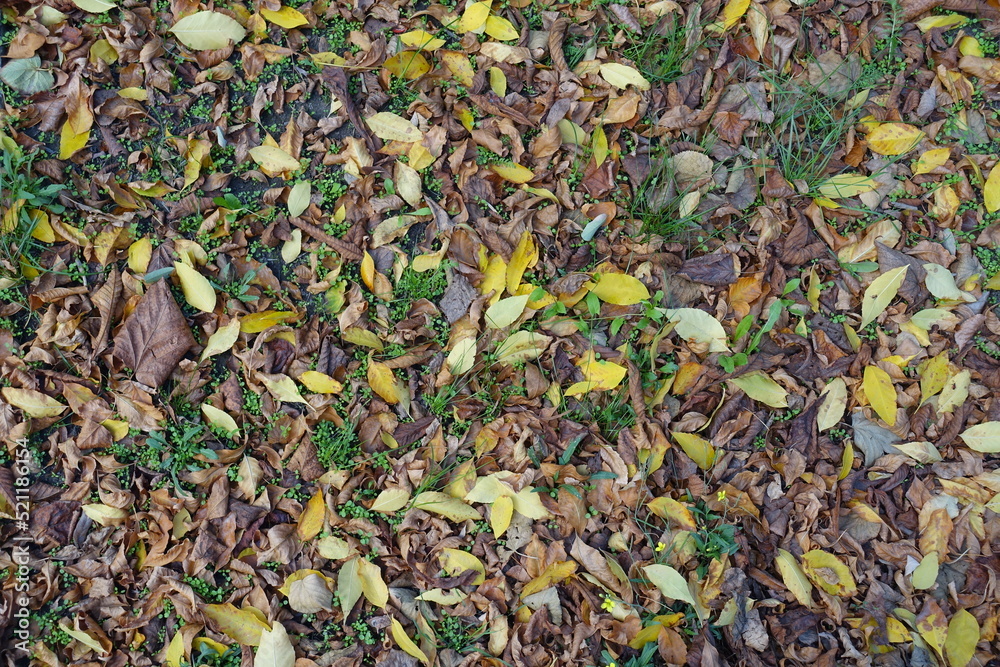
[112,280,195,389]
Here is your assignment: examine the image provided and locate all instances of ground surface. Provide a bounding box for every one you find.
[2,0,1000,664]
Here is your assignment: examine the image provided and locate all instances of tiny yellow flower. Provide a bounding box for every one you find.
[609,663,617,667]
[655,541,666,552]
[717,489,727,502]
[601,597,616,612]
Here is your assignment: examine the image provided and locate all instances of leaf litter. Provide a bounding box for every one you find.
[1,0,1000,664]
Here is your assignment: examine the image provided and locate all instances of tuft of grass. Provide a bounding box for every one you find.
[313,420,361,470]
[0,142,65,285]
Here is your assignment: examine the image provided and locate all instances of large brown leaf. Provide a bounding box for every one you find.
[112,280,194,389]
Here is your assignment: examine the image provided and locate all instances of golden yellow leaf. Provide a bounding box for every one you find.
[367,361,402,404]
[447,337,477,375]
[241,310,295,333]
[495,330,551,365]
[958,36,984,57]
[341,327,384,350]
[200,318,240,362]
[918,352,950,405]
[366,112,423,143]
[985,164,1000,213]
[728,372,788,408]
[390,618,430,666]
[1,387,67,418]
[59,120,90,159]
[479,253,508,302]
[201,403,238,436]
[775,549,814,607]
[672,431,715,470]
[259,374,307,404]
[867,123,924,156]
[485,15,519,40]
[816,173,878,199]
[249,145,300,174]
[938,369,970,414]
[297,490,326,541]
[917,600,948,661]
[458,0,491,32]
[599,62,651,90]
[592,124,609,167]
[490,494,514,537]
[165,632,185,667]
[411,491,482,522]
[565,349,627,396]
[400,29,445,51]
[298,370,343,394]
[173,261,217,313]
[863,365,897,426]
[440,547,486,585]
[370,488,410,513]
[260,6,309,28]
[647,497,697,531]
[520,561,577,598]
[817,377,847,432]
[859,265,908,329]
[357,557,388,608]
[959,421,1000,452]
[915,14,967,32]
[800,550,856,596]
[590,272,649,305]
[203,603,270,646]
[912,148,950,175]
[945,609,980,667]
[384,51,431,80]
[489,66,506,96]
[82,503,128,526]
[491,162,534,183]
[506,229,536,293]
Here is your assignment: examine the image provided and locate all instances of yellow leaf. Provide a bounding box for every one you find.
[817,377,847,431]
[490,494,514,537]
[440,547,486,585]
[82,503,129,526]
[485,15,519,40]
[867,123,924,156]
[255,622,295,667]
[592,124,609,167]
[918,351,950,405]
[565,349,627,396]
[59,120,90,159]
[249,145,300,174]
[390,618,430,666]
[917,601,948,661]
[479,253,507,302]
[101,418,129,441]
[299,370,343,394]
[259,374,307,404]
[458,0,491,33]
[520,560,577,598]
[960,421,1000,452]
[447,337,477,375]
[800,550,856,596]
[203,603,270,646]
[201,403,238,436]
[816,173,878,199]
[590,272,649,305]
[169,11,247,50]
[485,294,530,329]
[366,112,423,143]
[915,13,967,32]
[945,609,980,667]
[384,51,431,80]
[260,6,309,29]
[984,164,1000,213]
[912,148,950,175]
[370,488,410,513]
[557,119,589,145]
[341,326,384,351]
[859,265,908,329]
[911,551,938,590]
[489,66,507,96]
[165,632,185,667]
[958,36,983,58]
[863,365,897,426]
[672,431,715,470]
[60,621,108,654]
[297,490,326,541]
[415,588,468,604]
[1,387,67,418]
[411,491,482,522]
[728,372,788,408]
[599,62,651,91]
[200,318,240,362]
[647,497,697,531]
[173,261,217,313]
[241,310,295,333]
[316,535,354,560]
[367,360,402,404]
[491,162,534,183]
[118,86,148,100]
[775,549,814,608]
[938,369,970,414]
[839,440,854,480]
[357,557,388,607]
[664,308,729,352]
[643,564,698,606]
[495,330,551,365]
[400,29,445,51]
[506,229,536,293]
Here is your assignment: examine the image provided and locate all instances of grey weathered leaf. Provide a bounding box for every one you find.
[0,57,55,95]
[852,410,899,467]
